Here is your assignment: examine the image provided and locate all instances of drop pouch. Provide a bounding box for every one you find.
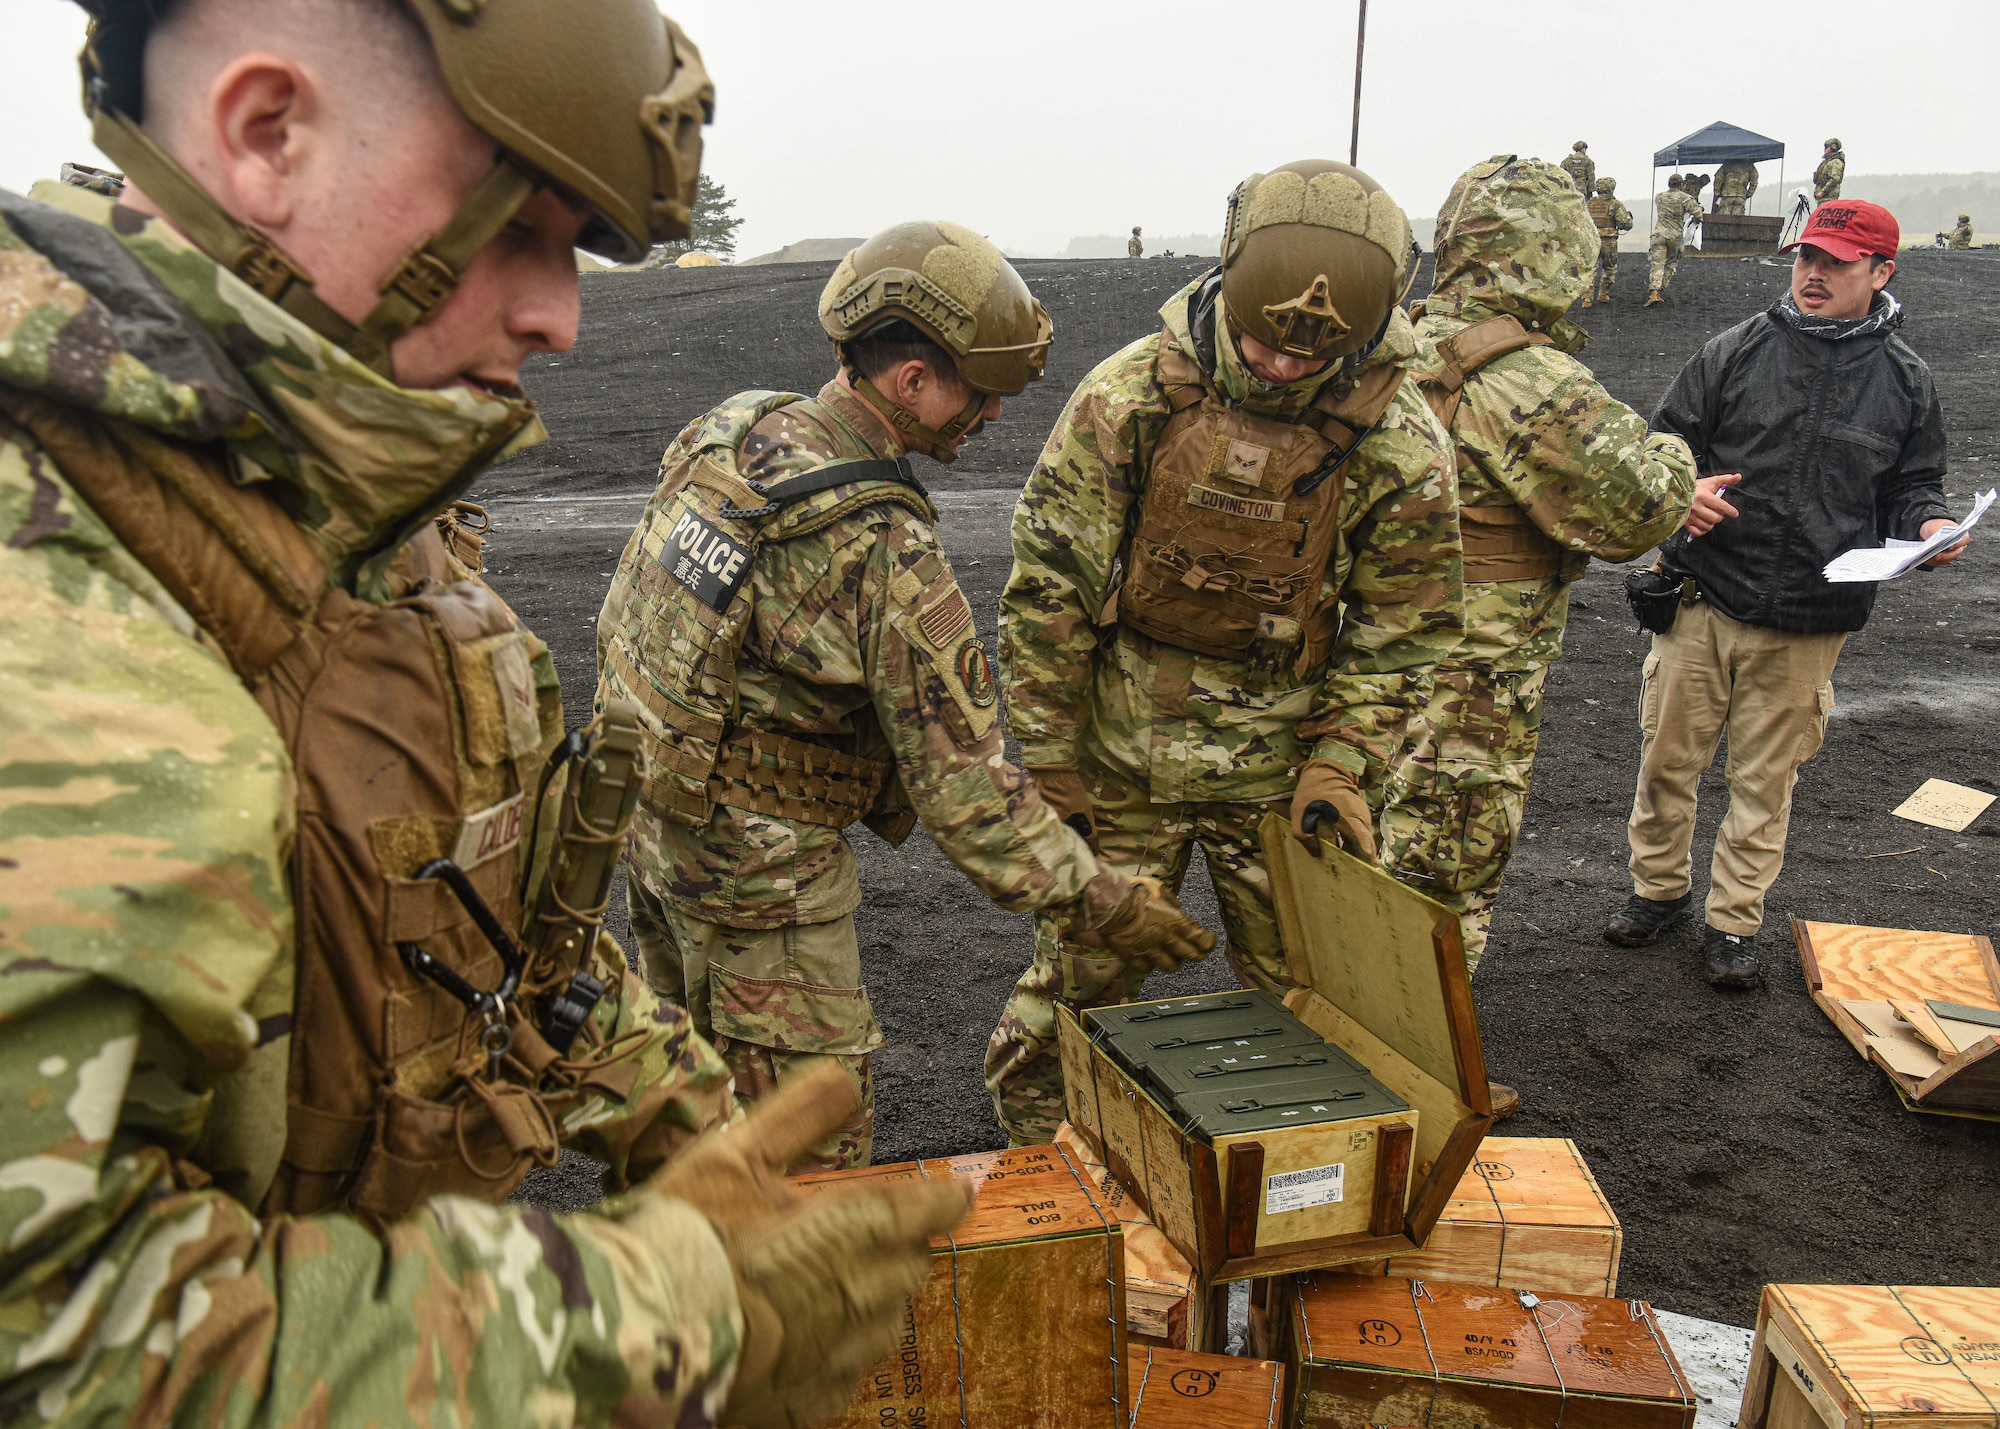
[1625,567,1689,634]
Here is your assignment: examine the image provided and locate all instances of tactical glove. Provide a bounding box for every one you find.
[645,1066,972,1428]
[1292,760,1379,864]
[1078,874,1215,973]
[1027,765,1097,848]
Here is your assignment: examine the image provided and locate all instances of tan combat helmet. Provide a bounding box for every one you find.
[1219,159,1414,364]
[1573,140,1588,152]
[1668,173,1685,189]
[1825,137,1842,150]
[1596,177,1616,194]
[819,221,1052,463]
[75,0,714,377]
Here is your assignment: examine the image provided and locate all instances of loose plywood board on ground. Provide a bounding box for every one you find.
[1737,1284,2000,1429]
[1890,778,1996,832]
[1794,920,2000,1119]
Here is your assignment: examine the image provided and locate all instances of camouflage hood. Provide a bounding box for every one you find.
[0,183,545,594]
[1160,272,1415,420]
[1425,155,1598,337]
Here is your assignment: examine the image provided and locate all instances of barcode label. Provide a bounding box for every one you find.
[1265,1161,1344,1215]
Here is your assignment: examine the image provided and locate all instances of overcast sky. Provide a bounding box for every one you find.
[6,0,1997,257]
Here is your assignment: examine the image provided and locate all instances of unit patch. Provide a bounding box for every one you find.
[660,503,752,612]
[956,640,997,707]
[1188,483,1286,523]
[918,589,972,647]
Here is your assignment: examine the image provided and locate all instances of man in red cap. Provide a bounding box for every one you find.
[1605,199,1971,986]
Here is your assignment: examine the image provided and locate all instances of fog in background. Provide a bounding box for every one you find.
[5,0,1997,256]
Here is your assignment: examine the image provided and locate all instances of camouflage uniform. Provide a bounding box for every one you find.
[1947,216,1974,249]
[1814,146,1845,203]
[1384,158,1698,969]
[1713,159,1758,216]
[984,279,1464,1143]
[606,380,1117,1170]
[1561,146,1595,195]
[1650,187,1705,293]
[1130,229,1145,258]
[1587,183,1634,300]
[0,184,747,1427]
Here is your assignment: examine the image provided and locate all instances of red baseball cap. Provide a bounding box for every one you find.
[1783,199,1900,261]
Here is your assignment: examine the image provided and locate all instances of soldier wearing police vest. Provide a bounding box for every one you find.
[599,222,1214,1172]
[983,161,1467,1144]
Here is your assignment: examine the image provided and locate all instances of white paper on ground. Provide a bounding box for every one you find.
[1824,487,1994,582]
[1891,777,1997,832]
[1655,1311,1754,1429]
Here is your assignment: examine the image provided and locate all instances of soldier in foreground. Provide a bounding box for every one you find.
[1647,173,1705,306]
[1562,140,1595,195]
[1582,177,1633,307]
[984,161,1465,1143]
[1815,138,1846,203]
[1381,157,1696,1015]
[1131,225,1145,258]
[600,222,1213,1172]
[0,1,968,1423]
[1713,157,1759,215]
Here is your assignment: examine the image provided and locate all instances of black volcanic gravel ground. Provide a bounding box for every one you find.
[494,251,2000,1326]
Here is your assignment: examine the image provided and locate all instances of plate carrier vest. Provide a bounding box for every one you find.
[1115,327,1407,684]
[1587,193,1621,238]
[599,392,934,843]
[1414,314,1586,585]
[0,391,635,1227]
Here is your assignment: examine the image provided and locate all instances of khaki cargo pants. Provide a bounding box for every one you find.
[627,869,880,1170]
[1626,600,1845,936]
[983,759,1291,1146]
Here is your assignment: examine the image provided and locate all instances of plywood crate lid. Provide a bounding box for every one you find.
[1129,1347,1282,1427]
[1444,1138,1621,1231]
[793,1142,1115,1249]
[1292,1275,1694,1426]
[1754,1284,2000,1427]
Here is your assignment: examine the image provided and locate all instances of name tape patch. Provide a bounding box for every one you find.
[1189,483,1286,523]
[1265,1161,1344,1215]
[453,793,525,870]
[659,505,752,612]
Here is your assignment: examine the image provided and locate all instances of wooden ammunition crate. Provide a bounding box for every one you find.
[1054,1121,1211,1350]
[1335,1137,1623,1297]
[794,1144,1127,1429]
[1739,1284,2000,1428]
[1128,1347,1283,1427]
[1060,818,1496,1283]
[1277,1274,1695,1428]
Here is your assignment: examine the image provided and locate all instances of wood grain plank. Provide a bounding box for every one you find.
[1369,1122,1414,1237]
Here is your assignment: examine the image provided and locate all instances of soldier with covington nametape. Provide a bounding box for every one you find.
[983,160,1470,1144]
[0,2,973,1425]
[1381,157,1697,1001]
[599,222,1214,1173]
[1582,176,1633,308]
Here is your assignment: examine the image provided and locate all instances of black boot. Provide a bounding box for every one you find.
[1704,926,1759,987]
[1603,891,1692,946]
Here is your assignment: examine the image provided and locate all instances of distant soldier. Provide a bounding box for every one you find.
[1583,177,1633,307]
[1681,172,1711,213]
[1814,138,1845,203]
[1130,225,1145,258]
[1713,158,1759,215]
[1561,140,1595,195]
[1647,174,1705,306]
[1947,214,1974,249]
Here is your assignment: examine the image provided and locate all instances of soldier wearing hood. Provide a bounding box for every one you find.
[1382,156,1697,1003]
[983,160,1467,1143]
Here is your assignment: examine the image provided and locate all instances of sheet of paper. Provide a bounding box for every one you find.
[1845,998,1946,1078]
[1823,487,1995,583]
[1891,779,1997,832]
[1893,999,1961,1059]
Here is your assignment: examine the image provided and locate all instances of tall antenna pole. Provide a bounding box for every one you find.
[1349,0,1367,165]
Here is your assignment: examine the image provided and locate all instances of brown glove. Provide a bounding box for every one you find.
[1077,874,1216,973]
[1291,759,1378,864]
[645,1066,972,1428]
[1028,765,1097,848]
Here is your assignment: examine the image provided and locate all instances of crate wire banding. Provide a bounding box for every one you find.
[1056,1144,1126,1427]
[914,1157,970,1426]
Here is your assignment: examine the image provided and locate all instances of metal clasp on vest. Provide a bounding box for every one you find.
[397,857,526,1080]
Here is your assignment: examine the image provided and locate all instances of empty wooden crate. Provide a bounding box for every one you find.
[1128,1347,1283,1428]
[794,1144,1127,1429]
[1055,1121,1210,1350]
[1739,1283,2000,1428]
[1278,1274,1696,1428]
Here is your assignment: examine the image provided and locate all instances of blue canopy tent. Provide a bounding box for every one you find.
[1652,121,1788,224]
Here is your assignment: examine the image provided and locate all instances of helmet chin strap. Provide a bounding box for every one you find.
[845,359,984,465]
[90,107,534,381]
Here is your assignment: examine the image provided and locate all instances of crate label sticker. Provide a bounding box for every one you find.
[1265,1161,1344,1214]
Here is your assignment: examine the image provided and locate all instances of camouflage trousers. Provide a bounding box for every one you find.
[1592,237,1620,295]
[1379,661,1551,972]
[983,760,1290,1145]
[1648,232,1685,293]
[626,868,881,1170]
[1713,196,1748,216]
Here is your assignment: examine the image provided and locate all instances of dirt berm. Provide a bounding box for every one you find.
[486,251,2000,1326]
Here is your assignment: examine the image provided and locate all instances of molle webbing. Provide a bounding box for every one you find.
[1459,504,1566,582]
[705,730,891,828]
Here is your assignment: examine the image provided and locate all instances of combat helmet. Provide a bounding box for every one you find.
[74,0,714,377]
[1668,173,1685,189]
[1573,140,1588,152]
[1432,154,1598,327]
[819,221,1052,462]
[1825,137,1842,150]
[1595,177,1616,194]
[1219,159,1414,364]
